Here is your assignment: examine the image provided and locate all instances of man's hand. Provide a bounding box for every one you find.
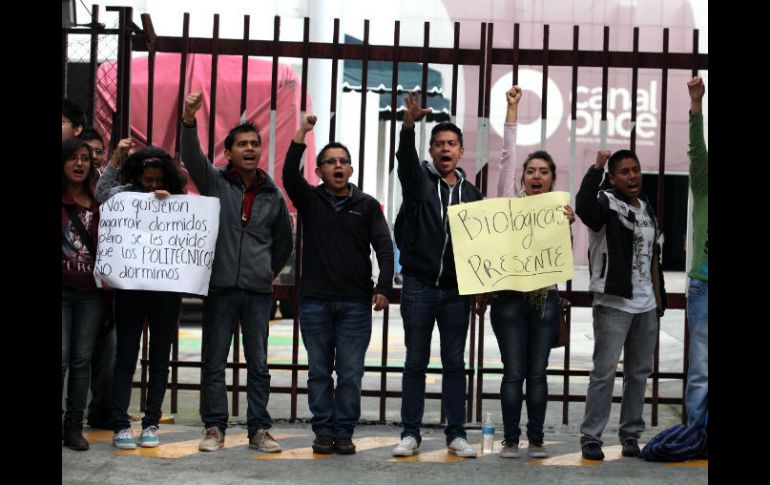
[153,190,171,199]
[183,92,203,124]
[594,149,612,170]
[402,91,432,129]
[372,293,390,311]
[293,114,317,143]
[687,77,705,114]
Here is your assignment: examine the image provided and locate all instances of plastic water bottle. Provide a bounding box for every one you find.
[482,412,494,454]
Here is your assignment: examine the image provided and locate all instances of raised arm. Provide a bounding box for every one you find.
[498,85,522,197]
[180,92,216,195]
[282,115,317,212]
[687,77,708,197]
[575,149,612,232]
[396,91,432,200]
[95,137,133,203]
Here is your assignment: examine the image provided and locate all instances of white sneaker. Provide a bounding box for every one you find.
[448,437,477,458]
[139,426,160,448]
[500,440,519,458]
[392,436,420,456]
[528,441,548,458]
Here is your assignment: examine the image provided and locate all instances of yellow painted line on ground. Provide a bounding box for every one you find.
[665,459,708,468]
[252,436,401,460]
[532,445,624,467]
[112,433,301,459]
[389,439,479,463]
[84,427,183,444]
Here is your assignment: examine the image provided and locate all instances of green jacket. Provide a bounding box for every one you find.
[688,112,708,281]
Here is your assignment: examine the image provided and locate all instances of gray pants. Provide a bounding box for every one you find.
[580,305,658,446]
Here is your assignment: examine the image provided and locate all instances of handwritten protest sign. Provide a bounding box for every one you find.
[448,192,573,295]
[94,192,220,295]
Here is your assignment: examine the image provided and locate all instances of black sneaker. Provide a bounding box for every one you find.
[334,437,356,455]
[621,439,640,457]
[581,442,605,461]
[312,435,334,454]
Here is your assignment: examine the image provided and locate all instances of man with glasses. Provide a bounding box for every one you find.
[281,115,393,455]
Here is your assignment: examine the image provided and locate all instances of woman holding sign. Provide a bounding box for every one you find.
[489,86,575,459]
[62,138,105,451]
[95,141,187,450]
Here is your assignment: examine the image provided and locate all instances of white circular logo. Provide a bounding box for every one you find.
[490,68,563,146]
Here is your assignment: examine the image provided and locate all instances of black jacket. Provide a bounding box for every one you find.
[575,166,666,313]
[282,141,393,301]
[395,127,484,288]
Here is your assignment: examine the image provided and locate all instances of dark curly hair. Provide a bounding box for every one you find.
[119,147,187,194]
[62,138,99,194]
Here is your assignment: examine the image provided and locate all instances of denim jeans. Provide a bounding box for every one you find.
[62,289,105,422]
[686,278,708,430]
[299,297,372,438]
[200,289,273,437]
[399,275,471,445]
[112,290,181,432]
[580,305,658,446]
[490,290,559,443]
[88,322,116,425]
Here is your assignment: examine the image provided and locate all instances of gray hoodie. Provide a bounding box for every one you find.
[181,123,293,293]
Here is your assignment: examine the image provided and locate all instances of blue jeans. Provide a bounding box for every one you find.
[580,306,658,446]
[200,289,273,437]
[300,297,372,438]
[686,278,708,430]
[490,290,559,443]
[62,289,105,422]
[399,275,471,445]
[112,290,181,432]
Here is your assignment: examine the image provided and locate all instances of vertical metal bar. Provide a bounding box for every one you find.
[450,22,459,123]
[692,29,699,77]
[419,21,430,158]
[540,24,549,149]
[475,23,488,177]
[289,17,310,422]
[472,22,487,421]
[469,309,477,423]
[357,20,370,189]
[599,26,609,149]
[630,28,639,153]
[174,13,190,157]
[269,16,280,178]
[651,28,670,428]
[207,14,220,160]
[62,28,68,97]
[171,316,179,413]
[563,24,580,425]
[329,19,340,141]
[141,13,157,146]
[240,15,250,119]
[382,20,400,424]
[114,7,133,140]
[87,5,100,125]
[512,23,520,86]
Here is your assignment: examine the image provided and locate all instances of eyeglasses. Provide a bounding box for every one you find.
[67,154,91,163]
[143,157,163,167]
[319,156,352,166]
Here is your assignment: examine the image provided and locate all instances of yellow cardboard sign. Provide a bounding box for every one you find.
[448,192,574,295]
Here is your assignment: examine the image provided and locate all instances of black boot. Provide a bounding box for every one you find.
[62,420,89,451]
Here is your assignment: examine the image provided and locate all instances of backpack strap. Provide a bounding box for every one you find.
[64,204,97,256]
